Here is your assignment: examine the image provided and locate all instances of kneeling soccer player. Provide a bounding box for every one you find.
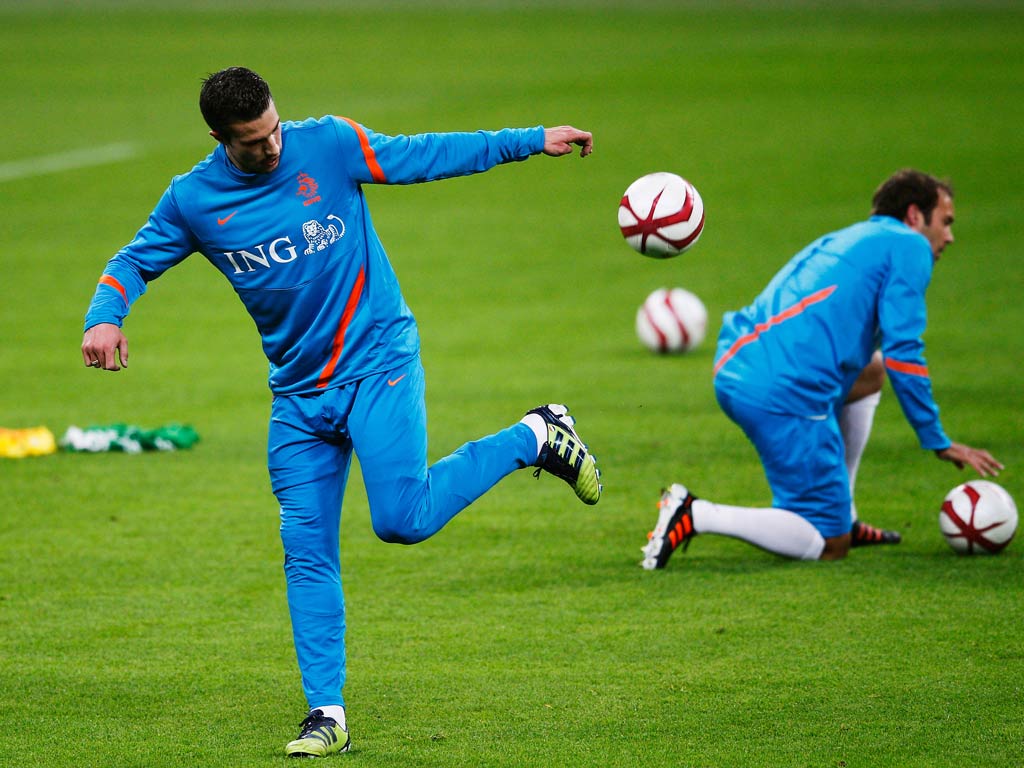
[641,169,1002,568]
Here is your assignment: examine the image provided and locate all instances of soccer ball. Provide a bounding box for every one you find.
[618,172,705,258]
[636,287,707,353]
[939,480,1018,554]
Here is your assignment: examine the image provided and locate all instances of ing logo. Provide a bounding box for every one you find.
[221,213,346,274]
[296,172,321,206]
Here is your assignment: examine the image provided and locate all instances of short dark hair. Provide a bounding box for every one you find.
[199,67,273,140]
[871,169,953,223]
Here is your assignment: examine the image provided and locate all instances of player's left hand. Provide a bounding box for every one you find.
[543,126,593,157]
[936,442,1004,477]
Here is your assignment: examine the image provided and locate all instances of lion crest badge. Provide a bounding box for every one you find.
[302,215,345,255]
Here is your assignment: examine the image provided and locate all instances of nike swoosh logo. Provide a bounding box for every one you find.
[387,374,407,387]
[217,210,239,226]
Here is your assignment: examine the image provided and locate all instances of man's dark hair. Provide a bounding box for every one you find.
[871,169,953,223]
[199,67,273,140]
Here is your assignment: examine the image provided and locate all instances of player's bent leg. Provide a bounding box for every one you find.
[641,486,827,568]
[350,358,540,544]
[370,424,538,544]
[694,498,827,560]
[718,386,851,555]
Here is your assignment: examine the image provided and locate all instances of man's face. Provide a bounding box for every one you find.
[214,101,282,174]
[911,191,955,261]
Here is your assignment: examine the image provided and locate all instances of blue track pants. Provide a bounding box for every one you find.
[268,355,537,708]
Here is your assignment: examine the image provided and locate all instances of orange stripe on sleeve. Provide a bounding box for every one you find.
[339,116,387,183]
[98,275,129,306]
[713,284,838,375]
[316,266,366,389]
[885,357,930,378]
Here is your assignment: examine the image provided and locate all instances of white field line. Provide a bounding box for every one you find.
[0,142,139,183]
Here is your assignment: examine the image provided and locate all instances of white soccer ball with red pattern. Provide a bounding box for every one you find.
[939,480,1018,555]
[618,172,705,258]
[636,287,707,354]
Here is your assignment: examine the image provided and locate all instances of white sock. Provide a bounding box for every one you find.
[519,412,546,460]
[839,390,881,522]
[691,498,825,560]
[313,705,347,729]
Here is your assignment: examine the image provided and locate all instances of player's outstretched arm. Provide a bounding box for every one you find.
[543,126,593,157]
[936,442,1003,477]
[82,322,129,371]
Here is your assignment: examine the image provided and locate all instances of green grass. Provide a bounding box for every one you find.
[1,3,1022,766]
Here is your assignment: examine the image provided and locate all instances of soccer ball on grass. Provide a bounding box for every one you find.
[939,480,1017,554]
[636,287,707,354]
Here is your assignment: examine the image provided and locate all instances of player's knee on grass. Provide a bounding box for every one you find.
[820,533,852,560]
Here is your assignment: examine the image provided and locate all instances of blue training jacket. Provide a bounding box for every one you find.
[84,117,545,395]
[713,215,950,451]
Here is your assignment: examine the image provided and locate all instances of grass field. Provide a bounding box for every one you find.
[1,2,1022,766]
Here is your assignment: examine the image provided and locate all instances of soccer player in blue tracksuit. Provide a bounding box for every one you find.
[81,67,602,757]
[641,169,1002,569]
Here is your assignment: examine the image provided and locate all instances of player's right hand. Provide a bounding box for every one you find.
[82,322,129,371]
[936,442,1003,477]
